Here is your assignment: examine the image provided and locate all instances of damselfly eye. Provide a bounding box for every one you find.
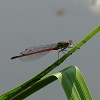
[20,52,23,54]
[68,40,73,45]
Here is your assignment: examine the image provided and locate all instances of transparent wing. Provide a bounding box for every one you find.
[19,43,57,62]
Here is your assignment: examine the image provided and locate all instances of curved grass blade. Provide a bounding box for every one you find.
[3,66,92,100]
[0,25,99,99]
[56,66,92,100]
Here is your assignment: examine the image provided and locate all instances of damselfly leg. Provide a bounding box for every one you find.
[58,46,73,59]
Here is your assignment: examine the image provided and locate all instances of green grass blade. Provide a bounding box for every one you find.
[2,66,92,100]
[57,66,92,100]
[0,25,99,100]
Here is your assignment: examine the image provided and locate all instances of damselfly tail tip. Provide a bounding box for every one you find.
[11,56,16,60]
[11,55,19,60]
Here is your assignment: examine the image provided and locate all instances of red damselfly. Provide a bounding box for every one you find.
[11,40,74,62]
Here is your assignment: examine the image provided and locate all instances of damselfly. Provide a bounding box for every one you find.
[11,40,74,62]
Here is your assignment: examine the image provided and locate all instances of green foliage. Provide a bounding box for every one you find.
[0,66,93,100]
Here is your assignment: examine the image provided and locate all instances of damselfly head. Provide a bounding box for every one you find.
[68,40,73,45]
